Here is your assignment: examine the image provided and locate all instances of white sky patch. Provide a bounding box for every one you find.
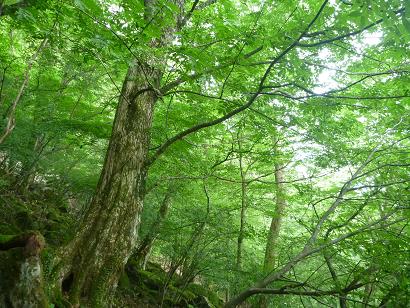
[295,164,308,177]
[314,68,338,94]
[172,36,181,46]
[310,30,384,94]
[361,31,383,46]
[318,48,332,64]
[329,0,337,6]
[249,4,260,12]
[352,30,383,51]
[316,166,351,189]
[108,4,124,14]
[204,76,219,94]
[311,48,339,93]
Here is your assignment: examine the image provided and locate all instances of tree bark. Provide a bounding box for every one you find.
[49,61,161,306]
[134,185,174,269]
[236,131,247,271]
[324,253,346,308]
[263,160,286,273]
[260,137,286,307]
[44,1,190,305]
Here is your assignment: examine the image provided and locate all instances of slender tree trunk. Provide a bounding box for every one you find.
[324,253,346,308]
[263,136,286,273]
[260,141,286,307]
[362,282,374,308]
[17,71,72,192]
[134,186,174,269]
[49,61,161,306]
[0,37,48,144]
[16,135,46,192]
[161,189,210,305]
[236,133,247,271]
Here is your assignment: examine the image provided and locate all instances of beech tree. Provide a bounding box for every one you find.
[0,0,409,307]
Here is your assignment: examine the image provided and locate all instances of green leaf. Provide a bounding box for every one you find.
[402,16,410,34]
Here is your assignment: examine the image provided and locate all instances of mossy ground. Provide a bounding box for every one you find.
[0,174,223,307]
[0,178,75,246]
[115,261,223,307]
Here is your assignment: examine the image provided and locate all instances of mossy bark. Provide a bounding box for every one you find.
[48,62,161,306]
[1,1,183,305]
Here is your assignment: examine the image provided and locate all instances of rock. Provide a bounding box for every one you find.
[0,232,48,308]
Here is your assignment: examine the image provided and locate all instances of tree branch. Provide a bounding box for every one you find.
[145,0,330,167]
[296,8,404,48]
[0,37,48,144]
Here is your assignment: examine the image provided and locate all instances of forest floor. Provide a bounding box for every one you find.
[0,172,222,307]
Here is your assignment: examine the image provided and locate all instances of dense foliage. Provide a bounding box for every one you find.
[0,0,409,307]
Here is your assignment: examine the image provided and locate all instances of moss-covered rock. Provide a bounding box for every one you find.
[0,184,224,308]
[0,190,75,246]
[186,283,223,308]
[0,232,48,308]
[117,259,223,307]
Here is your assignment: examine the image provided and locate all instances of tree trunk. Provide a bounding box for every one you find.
[362,282,373,308]
[49,61,161,306]
[324,252,346,308]
[44,0,188,304]
[134,185,174,269]
[15,134,46,192]
[161,192,210,305]
[0,37,48,145]
[263,160,286,273]
[236,133,247,271]
[260,141,286,308]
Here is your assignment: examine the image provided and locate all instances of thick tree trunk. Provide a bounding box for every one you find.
[45,0,187,303]
[49,61,161,306]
